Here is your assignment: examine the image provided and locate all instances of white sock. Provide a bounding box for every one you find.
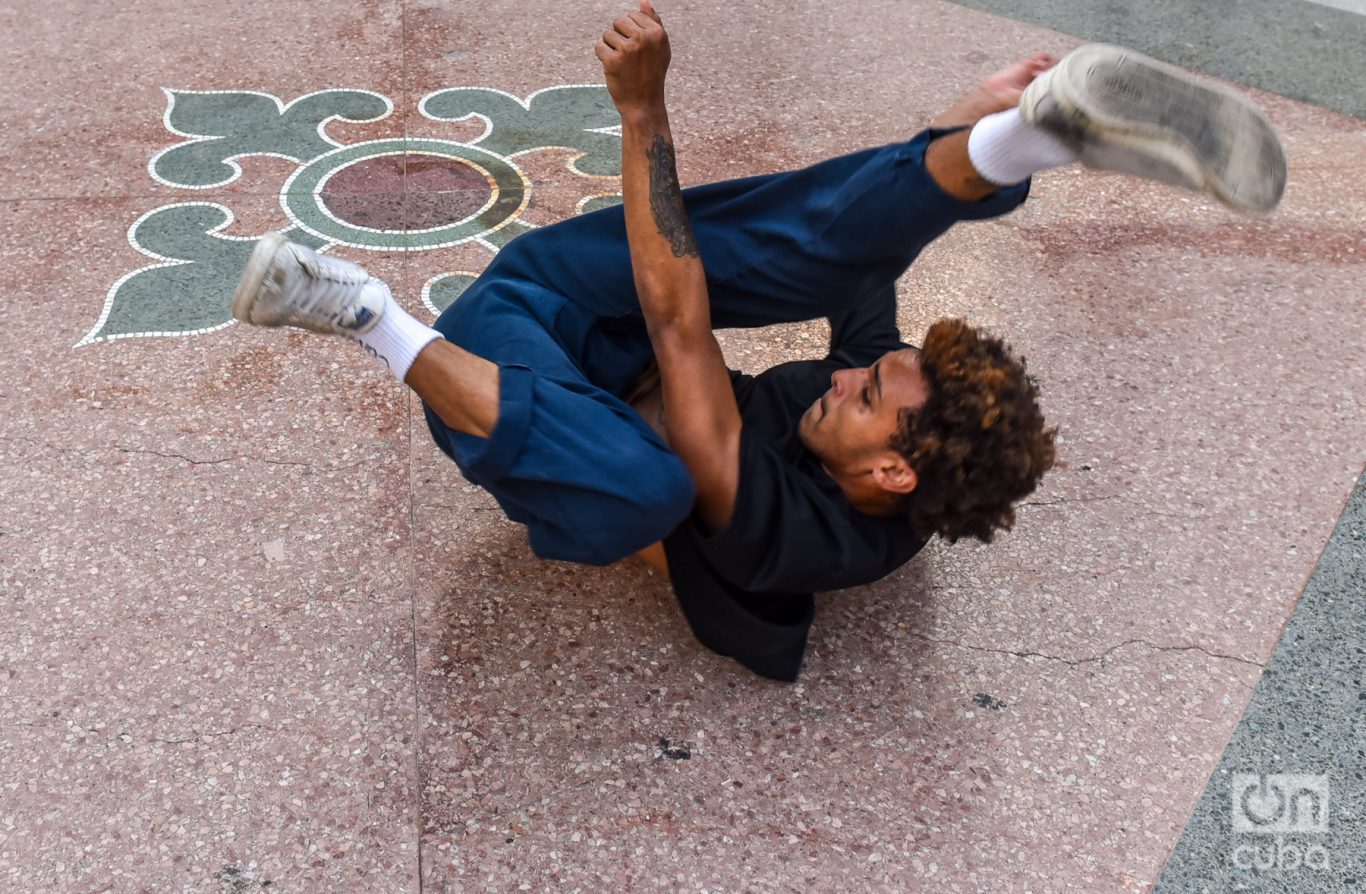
[966,108,1079,186]
[355,288,443,383]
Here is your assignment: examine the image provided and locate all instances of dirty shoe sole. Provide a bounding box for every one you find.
[1021,45,1287,212]
[231,231,289,325]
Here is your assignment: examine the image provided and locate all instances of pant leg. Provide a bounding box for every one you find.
[481,126,1029,333]
[425,277,693,565]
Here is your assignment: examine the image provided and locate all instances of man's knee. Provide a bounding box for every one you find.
[540,450,695,566]
[626,452,695,538]
[595,450,694,562]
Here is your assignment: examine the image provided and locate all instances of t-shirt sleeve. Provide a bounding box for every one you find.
[826,284,908,369]
[688,426,920,595]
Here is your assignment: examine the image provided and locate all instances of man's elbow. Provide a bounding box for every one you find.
[633,265,710,326]
[645,315,710,356]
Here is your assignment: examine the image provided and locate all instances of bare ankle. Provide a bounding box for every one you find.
[924,129,1000,202]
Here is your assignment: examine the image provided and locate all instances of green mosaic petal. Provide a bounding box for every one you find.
[578,194,623,215]
[479,217,536,250]
[81,204,324,345]
[422,86,621,176]
[153,89,392,189]
[425,273,481,314]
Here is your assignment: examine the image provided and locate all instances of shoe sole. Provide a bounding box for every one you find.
[1023,45,1287,212]
[230,231,289,325]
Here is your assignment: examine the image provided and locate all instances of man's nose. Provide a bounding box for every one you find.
[831,367,864,396]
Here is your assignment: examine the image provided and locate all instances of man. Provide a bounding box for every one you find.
[231,3,1285,680]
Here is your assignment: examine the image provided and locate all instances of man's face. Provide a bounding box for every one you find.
[798,348,931,481]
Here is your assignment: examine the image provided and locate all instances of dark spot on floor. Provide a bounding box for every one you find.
[214,865,272,893]
[658,737,692,760]
[973,693,1007,710]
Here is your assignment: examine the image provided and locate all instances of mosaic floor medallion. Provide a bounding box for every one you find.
[79,86,622,346]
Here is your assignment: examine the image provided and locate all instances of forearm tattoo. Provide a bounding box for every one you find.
[645,135,699,258]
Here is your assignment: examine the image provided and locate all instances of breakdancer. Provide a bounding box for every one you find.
[231,2,1285,680]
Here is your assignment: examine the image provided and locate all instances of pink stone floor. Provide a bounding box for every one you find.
[2,1,1364,892]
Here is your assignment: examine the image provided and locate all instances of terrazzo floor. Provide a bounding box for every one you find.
[1,1,1362,891]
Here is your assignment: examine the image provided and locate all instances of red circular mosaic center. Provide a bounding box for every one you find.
[320,153,494,230]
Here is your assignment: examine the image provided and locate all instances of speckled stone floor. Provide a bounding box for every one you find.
[1,2,1362,892]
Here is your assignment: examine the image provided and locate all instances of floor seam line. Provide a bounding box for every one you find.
[903,632,1265,669]
[399,1,424,889]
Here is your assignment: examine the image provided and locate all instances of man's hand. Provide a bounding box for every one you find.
[594,1,670,118]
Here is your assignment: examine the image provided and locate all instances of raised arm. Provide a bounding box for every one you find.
[595,2,741,533]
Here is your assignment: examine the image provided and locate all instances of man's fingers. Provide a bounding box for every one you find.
[613,9,662,40]
[602,5,663,63]
[639,0,662,24]
[613,12,644,38]
[594,40,614,64]
[626,9,657,32]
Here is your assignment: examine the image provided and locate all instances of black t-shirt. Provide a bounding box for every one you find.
[662,357,928,682]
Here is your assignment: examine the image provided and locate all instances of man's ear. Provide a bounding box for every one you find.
[872,452,918,495]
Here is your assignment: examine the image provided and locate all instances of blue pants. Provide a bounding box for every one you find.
[424,127,1029,565]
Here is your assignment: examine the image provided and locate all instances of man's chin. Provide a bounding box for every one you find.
[797,405,817,445]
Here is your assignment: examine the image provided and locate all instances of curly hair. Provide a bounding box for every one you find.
[890,319,1056,543]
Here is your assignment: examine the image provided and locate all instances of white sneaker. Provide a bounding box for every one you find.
[1019,45,1287,213]
[231,233,387,337]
